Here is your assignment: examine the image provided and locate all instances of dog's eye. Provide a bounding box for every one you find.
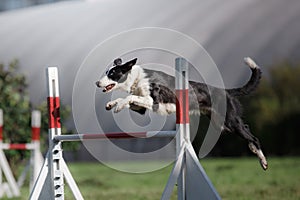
[106,69,116,76]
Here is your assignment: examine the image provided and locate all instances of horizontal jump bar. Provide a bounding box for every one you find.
[0,143,36,150]
[53,131,177,142]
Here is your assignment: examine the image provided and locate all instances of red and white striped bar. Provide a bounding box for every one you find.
[0,109,3,141]
[0,110,41,149]
[0,143,36,150]
[53,131,176,142]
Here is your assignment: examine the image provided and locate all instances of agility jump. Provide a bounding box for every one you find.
[29,58,221,200]
[0,109,43,198]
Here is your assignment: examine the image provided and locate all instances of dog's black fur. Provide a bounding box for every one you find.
[96,58,268,170]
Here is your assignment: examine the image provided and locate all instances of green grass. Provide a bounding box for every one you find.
[3,157,300,200]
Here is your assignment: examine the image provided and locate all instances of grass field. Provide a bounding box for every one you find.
[4,157,300,200]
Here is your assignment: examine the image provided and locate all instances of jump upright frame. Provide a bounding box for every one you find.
[29,58,221,200]
[0,109,43,198]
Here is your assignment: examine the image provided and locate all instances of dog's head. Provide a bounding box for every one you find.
[95,58,137,93]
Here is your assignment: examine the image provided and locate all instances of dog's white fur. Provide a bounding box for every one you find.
[98,65,176,115]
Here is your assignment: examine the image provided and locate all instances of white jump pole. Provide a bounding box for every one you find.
[161,58,221,200]
[161,57,190,200]
[0,109,2,196]
[47,67,64,199]
[30,110,43,192]
[16,110,43,193]
[30,67,84,200]
[47,67,84,200]
[0,109,3,141]
[175,57,190,200]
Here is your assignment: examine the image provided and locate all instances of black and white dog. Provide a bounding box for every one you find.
[95,57,268,170]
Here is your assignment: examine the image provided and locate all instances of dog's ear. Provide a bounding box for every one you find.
[113,58,122,66]
[121,58,137,73]
[126,58,137,67]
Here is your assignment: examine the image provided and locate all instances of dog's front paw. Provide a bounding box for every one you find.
[114,100,130,113]
[106,98,122,111]
[244,57,258,69]
[106,103,114,110]
[106,102,116,110]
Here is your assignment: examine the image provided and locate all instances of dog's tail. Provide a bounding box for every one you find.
[227,57,262,97]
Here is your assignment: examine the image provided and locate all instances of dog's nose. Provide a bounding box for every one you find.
[95,81,101,87]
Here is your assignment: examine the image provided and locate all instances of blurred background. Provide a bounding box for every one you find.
[0,0,300,199]
[0,0,299,161]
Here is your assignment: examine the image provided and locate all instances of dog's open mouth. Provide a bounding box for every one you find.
[103,84,115,92]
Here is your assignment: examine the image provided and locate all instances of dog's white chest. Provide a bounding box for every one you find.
[126,67,151,97]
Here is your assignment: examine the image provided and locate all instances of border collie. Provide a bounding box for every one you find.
[95,57,268,170]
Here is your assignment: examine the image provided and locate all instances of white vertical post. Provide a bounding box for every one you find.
[30,67,83,200]
[0,109,3,142]
[30,110,42,192]
[47,67,64,199]
[175,58,190,200]
[31,110,41,130]
[0,109,3,195]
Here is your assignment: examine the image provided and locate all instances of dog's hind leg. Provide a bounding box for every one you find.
[233,118,268,170]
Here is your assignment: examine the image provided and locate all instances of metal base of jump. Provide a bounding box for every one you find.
[29,58,221,200]
[0,149,20,197]
[30,139,220,200]
[162,141,220,200]
[29,151,84,200]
